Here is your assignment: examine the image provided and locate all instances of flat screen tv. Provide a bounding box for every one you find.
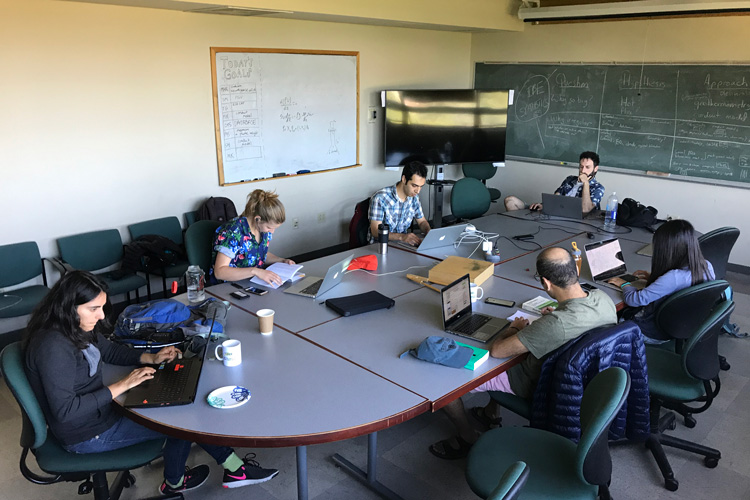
[383,89,508,167]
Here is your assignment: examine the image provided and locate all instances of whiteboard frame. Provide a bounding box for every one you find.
[210,47,360,186]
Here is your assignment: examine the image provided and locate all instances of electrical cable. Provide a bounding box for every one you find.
[0,295,23,311]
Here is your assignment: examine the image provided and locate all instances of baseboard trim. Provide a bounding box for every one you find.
[727,263,750,275]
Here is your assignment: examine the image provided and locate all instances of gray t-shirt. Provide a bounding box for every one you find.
[507,289,617,399]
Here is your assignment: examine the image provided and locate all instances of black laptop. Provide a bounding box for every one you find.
[441,274,509,343]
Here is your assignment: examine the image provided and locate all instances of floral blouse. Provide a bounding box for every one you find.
[209,217,272,281]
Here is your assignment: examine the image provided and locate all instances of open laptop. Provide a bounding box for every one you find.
[541,193,583,219]
[584,238,641,290]
[441,274,510,343]
[392,224,468,252]
[284,254,354,298]
[123,316,214,408]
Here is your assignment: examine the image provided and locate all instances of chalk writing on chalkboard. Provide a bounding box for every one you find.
[475,63,750,187]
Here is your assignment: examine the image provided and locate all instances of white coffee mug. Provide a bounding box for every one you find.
[215,339,242,367]
[470,283,484,303]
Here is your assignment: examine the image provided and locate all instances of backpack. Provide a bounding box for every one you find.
[616,198,658,229]
[197,197,238,223]
[348,197,371,249]
[121,234,186,273]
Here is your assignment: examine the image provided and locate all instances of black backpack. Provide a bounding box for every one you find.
[617,198,658,229]
[197,197,238,223]
[121,234,186,273]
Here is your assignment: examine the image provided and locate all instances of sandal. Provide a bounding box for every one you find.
[470,406,502,430]
[429,435,473,460]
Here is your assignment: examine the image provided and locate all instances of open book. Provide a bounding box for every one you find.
[250,262,304,289]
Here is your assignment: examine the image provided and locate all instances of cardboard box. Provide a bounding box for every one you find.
[428,256,494,286]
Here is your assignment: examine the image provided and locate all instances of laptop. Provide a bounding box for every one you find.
[392,224,469,252]
[583,238,640,290]
[541,193,583,219]
[441,274,510,343]
[284,254,354,298]
[123,318,213,408]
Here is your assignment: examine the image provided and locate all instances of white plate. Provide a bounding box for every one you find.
[207,386,251,409]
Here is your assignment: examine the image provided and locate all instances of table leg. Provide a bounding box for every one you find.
[297,446,308,500]
[331,432,404,500]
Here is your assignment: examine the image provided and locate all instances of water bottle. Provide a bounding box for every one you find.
[604,192,618,230]
[185,265,205,303]
[377,223,390,254]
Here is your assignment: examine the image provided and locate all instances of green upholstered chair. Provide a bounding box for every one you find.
[184,210,199,228]
[184,220,221,278]
[485,461,529,500]
[450,178,491,221]
[463,163,501,202]
[0,342,164,500]
[128,216,190,298]
[645,280,732,492]
[0,242,50,319]
[56,229,146,304]
[466,367,630,500]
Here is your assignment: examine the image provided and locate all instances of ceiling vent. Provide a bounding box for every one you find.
[518,0,750,22]
[186,5,292,17]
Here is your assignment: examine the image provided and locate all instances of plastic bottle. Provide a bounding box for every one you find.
[185,265,205,303]
[604,192,618,230]
[571,241,582,275]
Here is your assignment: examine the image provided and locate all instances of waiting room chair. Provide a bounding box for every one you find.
[184,220,221,278]
[128,216,190,299]
[0,242,50,319]
[450,178,491,221]
[57,229,146,304]
[466,367,630,500]
[184,210,199,228]
[0,342,165,500]
[645,280,733,491]
[463,163,501,203]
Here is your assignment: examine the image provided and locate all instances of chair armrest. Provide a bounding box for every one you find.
[487,461,529,500]
[45,257,75,276]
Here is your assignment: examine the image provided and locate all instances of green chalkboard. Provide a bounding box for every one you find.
[475,63,750,186]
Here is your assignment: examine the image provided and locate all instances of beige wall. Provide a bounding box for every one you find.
[0,0,470,262]
[471,17,750,266]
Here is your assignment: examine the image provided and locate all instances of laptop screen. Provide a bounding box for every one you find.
[441,274,473,328]
[585,238,627,281]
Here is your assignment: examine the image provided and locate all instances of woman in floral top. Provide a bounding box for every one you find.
[211,190,295,286]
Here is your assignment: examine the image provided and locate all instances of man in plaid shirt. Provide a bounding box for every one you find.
[504,151,605,214]
[369,161,431,247]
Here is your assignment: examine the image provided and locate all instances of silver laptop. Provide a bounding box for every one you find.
[584,238,640,290]
[441,274,510,343]
[284,254,354,298]
[541,193,583,219]
[393,224,468,252]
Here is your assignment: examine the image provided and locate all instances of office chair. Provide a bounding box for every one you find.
[57,230,146,304]
[128,216,190,299]
[698,226,741,370]
[466,367,630,500]
[348,197,371,249]
[0,342,165,500]
[184,220,221,278]
[462,163,501,202]
[485,461,529,500]
[645,280,733,491]
[183,210,199,228]
[450,178,491,220]
[0,242,50,319]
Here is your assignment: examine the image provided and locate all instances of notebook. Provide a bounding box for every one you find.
[392,224,468,252]
[541,193,583,219]
[583,238,640,290]
[123,316,214,408]
[284,254,354,298]
[441,274,509,343]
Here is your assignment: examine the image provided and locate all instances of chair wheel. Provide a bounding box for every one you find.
[705,457,719,468]
[720,359,731,371]
[125,473,136,487]
[78,480,93,495]
[668,420,677,431]
[665,478,679,491]
[684,416,696,428]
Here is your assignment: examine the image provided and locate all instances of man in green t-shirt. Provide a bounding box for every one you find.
[429,246,617,460]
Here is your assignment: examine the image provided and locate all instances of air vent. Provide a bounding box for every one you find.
[187,6,292,17]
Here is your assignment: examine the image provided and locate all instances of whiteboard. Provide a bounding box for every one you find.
[210,48,359,185]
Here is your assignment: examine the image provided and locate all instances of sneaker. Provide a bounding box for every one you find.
[222,453,279,488]
[159,464,210,495]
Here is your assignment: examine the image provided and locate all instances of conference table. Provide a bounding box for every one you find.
[113,211,652,500]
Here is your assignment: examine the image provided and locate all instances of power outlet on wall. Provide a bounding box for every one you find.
[368,106,377,123]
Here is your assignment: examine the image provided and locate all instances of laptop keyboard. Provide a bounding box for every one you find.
[152,363,191,402]
[453,314,492,335]
[300,279,323,296]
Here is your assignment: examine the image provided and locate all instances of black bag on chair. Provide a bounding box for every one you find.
[617,198,658,229]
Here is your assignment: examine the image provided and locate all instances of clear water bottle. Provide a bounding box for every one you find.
[604,192,618,230]
[185,265,205,303]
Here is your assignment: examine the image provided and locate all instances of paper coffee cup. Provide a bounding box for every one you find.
[257,309,275,335]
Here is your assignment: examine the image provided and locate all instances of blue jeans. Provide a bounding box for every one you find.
[64,417,233,485]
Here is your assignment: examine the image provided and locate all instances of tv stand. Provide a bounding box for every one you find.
[426,179,455,228]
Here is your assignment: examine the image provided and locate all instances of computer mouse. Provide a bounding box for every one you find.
[587,232,595,239]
